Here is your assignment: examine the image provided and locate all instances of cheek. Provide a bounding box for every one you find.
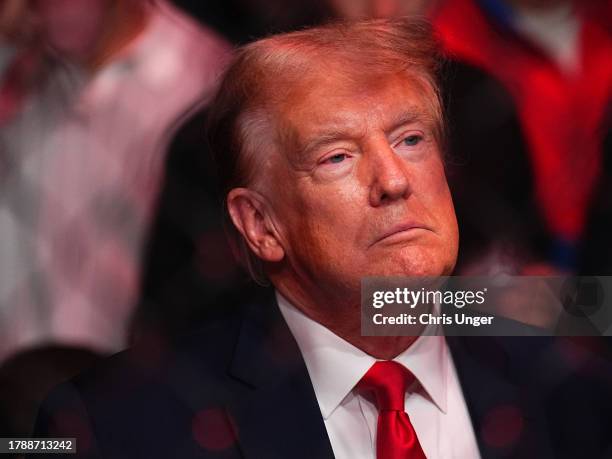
[415,158,459,252]
[301,200,351,247]
[290,184,366,258]
[419,158,455,218]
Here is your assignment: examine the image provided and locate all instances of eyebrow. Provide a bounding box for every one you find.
[385,107,424,133]
[298,131,357,159]
[297,106,426,158]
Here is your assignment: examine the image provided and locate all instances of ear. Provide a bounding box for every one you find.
[227,188,285,263]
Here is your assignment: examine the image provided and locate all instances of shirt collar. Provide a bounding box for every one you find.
[276,291,448,420]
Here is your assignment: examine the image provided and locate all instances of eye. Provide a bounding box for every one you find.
[325,153,349,164]
[403,134,422,146]
[315,151,355,180]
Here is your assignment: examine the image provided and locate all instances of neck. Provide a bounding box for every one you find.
[339,334,419,360]
[273,274,421,360]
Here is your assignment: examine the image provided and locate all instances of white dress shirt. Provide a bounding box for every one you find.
[276,292,481,459]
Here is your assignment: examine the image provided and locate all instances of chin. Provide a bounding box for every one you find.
[369,246,455,277]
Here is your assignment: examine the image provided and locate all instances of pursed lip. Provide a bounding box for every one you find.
[370,221,432,247]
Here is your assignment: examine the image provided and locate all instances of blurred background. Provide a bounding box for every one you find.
[0,0,610,443]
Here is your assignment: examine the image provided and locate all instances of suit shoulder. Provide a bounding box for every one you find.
[32,309,248,458]
[74,311,242,396]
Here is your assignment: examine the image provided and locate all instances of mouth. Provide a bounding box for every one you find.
[370,222,432,247]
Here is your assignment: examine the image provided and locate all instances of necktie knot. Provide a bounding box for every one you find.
[357,361,415,412]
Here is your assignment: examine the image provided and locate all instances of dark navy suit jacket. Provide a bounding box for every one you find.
[31,288,612,458]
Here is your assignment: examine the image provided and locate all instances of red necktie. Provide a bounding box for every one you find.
[357,361,427,459]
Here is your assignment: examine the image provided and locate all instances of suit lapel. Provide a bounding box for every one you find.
[448,336,555,459]
[227,290,335,459]
[224,293,560,459]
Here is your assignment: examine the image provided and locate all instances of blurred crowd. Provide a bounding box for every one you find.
[0,0,610,438]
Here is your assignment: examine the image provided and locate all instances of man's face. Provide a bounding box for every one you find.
[264,71,458,299]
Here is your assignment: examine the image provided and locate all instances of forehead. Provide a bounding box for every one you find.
[273,70,435,149]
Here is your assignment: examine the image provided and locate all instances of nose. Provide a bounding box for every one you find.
[368,143,411,207]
